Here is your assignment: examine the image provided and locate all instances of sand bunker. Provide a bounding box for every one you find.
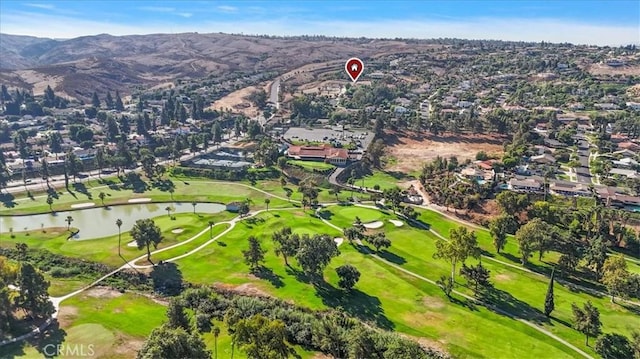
[388,219,404,227]
[127,241,138,247]
[71,202,95,209]
[334,237,344,246]
[363,221,384,229]
[128,198,152,203]
[171,228,184,234]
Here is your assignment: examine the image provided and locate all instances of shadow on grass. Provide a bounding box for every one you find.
[480,286,548,325]
[152,179,175,192]
[2,320,68,359]
[313,280,394,330]
[378,249,406,265]
[0,192,17,208]
[72,182,91,199]
[253,266,284,288]
[407,218,430,230]
[317,209,333,220]
[244,217,266,226]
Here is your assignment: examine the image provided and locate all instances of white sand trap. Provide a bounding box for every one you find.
[334,237,344,246]
[363,221,384,229]
[389,219,404,227]
[171,228,184,234]
[71,202,95,208]
[128,198,152,203]
[127,240,138,247]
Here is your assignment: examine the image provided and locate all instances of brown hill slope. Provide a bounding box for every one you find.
[0,32,419,100]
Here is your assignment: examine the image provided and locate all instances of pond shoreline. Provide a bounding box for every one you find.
[0,199,227,217]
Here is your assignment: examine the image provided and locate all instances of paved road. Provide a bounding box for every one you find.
[269,78,280,109]
[574,132,594,184]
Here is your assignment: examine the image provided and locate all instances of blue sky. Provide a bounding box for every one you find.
[0,1,638,45]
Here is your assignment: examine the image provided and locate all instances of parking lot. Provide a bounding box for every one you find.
[283,127,375,151]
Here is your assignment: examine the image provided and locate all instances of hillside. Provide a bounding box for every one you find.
[0,32,417,100]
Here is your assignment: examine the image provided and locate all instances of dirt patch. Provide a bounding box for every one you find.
[585,63,640,76]
[403,311,445,327]
[208,85,262,117]
[311,354,332,359]
[56,305,78,327]
[85,287,123,299]
[495,273,514,282]
[422,296,446,309]
[216,282,272,298]
[113,333,145,356]
[385,131,506,173]
[399,333,449,357]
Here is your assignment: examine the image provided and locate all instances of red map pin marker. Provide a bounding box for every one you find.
[345,57,364,83]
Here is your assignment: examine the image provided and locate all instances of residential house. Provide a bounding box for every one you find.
[594,103,620,110]
[617,142,640,152]
[508,178,543,192]
[549,182,591,197]
[609,168,638,179]
[597,187,640,207]
[460,167,484,181]
[530,154,556,164]
[626,102,640,110]
[612,157,639,169]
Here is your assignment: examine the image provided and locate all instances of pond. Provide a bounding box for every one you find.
[0,202,226,240]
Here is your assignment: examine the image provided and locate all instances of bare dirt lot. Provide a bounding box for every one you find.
[585,63,640,76]
[208,85,263,117]
[384,131,506,173]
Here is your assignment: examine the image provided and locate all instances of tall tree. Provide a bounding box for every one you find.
[91,91,101,108]
[105,91,114,109]
[433,226,481,282]
[131,218,163,263]
[166,300,190,331]
[295,234,339,280]
[243,236,266,272]
[601,255,632,303]
[115,90,124,111]
[137,325,211,359]
[514,218,551,265]
[65,215,74,230]
[17,262,54,319]
[272,227,299,267]
[232,314,293,359]
[595,333,634,359]
[459,262,491,296]
[116,218,123,257]
[572,301,602,346]
[489,214,516,253]
[46,195,54,212]
[584,236,609,278]
[335,264,361,291]
[544,268,556,317]
[365,232,391,252]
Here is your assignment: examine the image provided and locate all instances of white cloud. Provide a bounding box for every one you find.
[216,5,238,13]
[0,11,638,46]
[178,12,193,18]
[24,3,55,10]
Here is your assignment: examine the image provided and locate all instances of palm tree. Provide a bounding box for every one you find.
[165,206,172,218]
[213,326,220,359]
[65,215,74,231]
[192,201,197,214]
[169,187,175,201]
[264,198,270,211]
[46,195,54,212]
[285,191,292,202]
[99,191,106,206]
[208,220,215,238]
[116,218,123,257]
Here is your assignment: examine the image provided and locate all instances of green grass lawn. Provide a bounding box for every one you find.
[2,290,167,359]
[135,223,231,265]
[288,159,336,171]
[0,212,235,268]
[355,170,413,190]
[173,208,584,358]
[0,178,292,215]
